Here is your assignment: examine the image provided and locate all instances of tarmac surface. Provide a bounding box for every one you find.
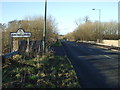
[57,40,119,88]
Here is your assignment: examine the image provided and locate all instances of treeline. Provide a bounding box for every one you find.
[2,16,58,54]
[65,17,118,41]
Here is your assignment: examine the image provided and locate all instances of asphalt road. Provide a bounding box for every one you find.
[61,40,119,88]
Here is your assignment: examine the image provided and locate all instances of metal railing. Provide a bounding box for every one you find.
[2,51,19,59]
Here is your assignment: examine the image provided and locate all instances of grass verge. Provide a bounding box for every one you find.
[2,54,80,88]
[52,39,62,47]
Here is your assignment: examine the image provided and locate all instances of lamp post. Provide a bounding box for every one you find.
[92,8,101,43]
[42,0,47,54]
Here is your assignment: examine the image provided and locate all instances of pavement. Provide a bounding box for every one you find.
[60,40,119,88]
[77,41,120,52]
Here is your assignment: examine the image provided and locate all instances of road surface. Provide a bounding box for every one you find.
[61,40,119,88]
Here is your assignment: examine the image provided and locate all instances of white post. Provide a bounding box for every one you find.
[26,38,29,53]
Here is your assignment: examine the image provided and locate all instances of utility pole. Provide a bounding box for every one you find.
[42,0,47,54]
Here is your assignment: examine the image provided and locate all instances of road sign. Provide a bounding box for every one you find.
[10,28,31,38]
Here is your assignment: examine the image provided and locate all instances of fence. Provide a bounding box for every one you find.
[1,40,42,61]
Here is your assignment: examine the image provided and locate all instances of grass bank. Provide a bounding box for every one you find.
[2,54,80,88]
[51,39,62,47]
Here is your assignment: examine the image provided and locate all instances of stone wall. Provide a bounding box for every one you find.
[102,40,120,47]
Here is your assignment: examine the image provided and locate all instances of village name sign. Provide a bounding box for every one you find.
[10,28,31,38]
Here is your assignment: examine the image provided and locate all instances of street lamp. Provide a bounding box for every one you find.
[92,8,101,43]
[43,0,47,54]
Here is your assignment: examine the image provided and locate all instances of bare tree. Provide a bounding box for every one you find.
[2,15,58,54]
[83,16,90,23]
[66,17,118,42]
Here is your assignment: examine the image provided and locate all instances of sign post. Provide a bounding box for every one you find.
[26,38,30,53]
[10,28,31,53]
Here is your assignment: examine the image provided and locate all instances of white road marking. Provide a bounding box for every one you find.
[104,55,113,59]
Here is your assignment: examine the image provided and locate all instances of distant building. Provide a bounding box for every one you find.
[0,23,3,55]
[0,23,4,31]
